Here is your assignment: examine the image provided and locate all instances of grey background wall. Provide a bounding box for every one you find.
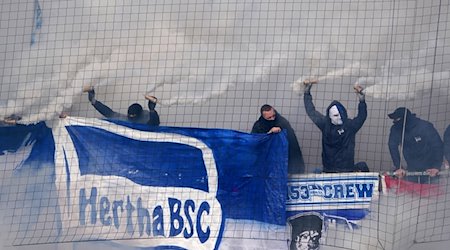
[1,0,449,173]
[1,0,450,249]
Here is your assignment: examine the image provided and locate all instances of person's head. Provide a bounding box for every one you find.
[289,214,323,250]
[127,103,143,120]
[326,101,347,126]
[260,104,276,121]
[388,107,415,126]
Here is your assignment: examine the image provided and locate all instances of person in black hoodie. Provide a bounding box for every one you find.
[85,86,160,126]
[251,104,305,174]
[303,80,368,173]
[388,107,443,182]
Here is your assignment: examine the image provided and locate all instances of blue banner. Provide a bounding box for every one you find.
[1,117,288,249]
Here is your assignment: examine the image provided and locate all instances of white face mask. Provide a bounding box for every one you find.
[329,105,343,125]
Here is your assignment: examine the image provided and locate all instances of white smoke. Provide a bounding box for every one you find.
[291,44,450,101]
[0,0,290,123]
[159,52,288,106]
[357,40,450,101]
[1,0,448,125]
[291,61,368,94]
[359,70,450,100]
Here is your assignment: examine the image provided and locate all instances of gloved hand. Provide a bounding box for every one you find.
[357,91,365,102]
[304,83,312,94]
[426,168,440,177]
[145,94,158,103]
[88,88,96,105]
[3,114,21,125]
[394,168,406,178]
[354,84,365,102]
[303,79,317,94]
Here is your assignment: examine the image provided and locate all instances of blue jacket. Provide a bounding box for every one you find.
[304,93,367,172]
[388,114,443,171]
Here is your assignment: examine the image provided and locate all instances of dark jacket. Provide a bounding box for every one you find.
[147,110,160,126]
[445,125,450,162]
[251,111,305,174]
[93,100,160,125]
[388,114,443,171]
[304,93,367,173]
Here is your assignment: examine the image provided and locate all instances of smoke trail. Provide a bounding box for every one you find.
[158,52,288,106]
[291,61,367,94]
[360,69,450,100]
[357,40,450,101]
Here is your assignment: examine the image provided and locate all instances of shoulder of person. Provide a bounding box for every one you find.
[445,126,450,137]
[276,113,289,122]
[253,117,262,125]
[389,125,402,134]
[418,119,436,130]
[445,125,450,132]
[252,119,263,129]
[277,115,292,126]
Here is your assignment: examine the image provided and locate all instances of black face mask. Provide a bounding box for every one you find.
[128,113,141,120]
[392,118,409,131]
[393,118,403,125]
[262,117,276,125]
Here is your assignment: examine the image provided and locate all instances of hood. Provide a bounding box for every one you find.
[388,107,419,129]
[326,100,348,123]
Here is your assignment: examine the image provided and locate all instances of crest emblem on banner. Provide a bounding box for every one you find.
[53,117,224,250]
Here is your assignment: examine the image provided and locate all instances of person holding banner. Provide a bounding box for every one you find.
[444,125,450,168]
[303,80,369,173]
[251,104,305,174]
[387,107,443,183]
[85,86,160,126]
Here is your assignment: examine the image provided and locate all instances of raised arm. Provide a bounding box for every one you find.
[145,94,160,126]
[349,84,368,131]
[85,87,118,118]
[145,95,158,110]
[353,100,367,128]
[351,102,367,132]
[303,80,326,129]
